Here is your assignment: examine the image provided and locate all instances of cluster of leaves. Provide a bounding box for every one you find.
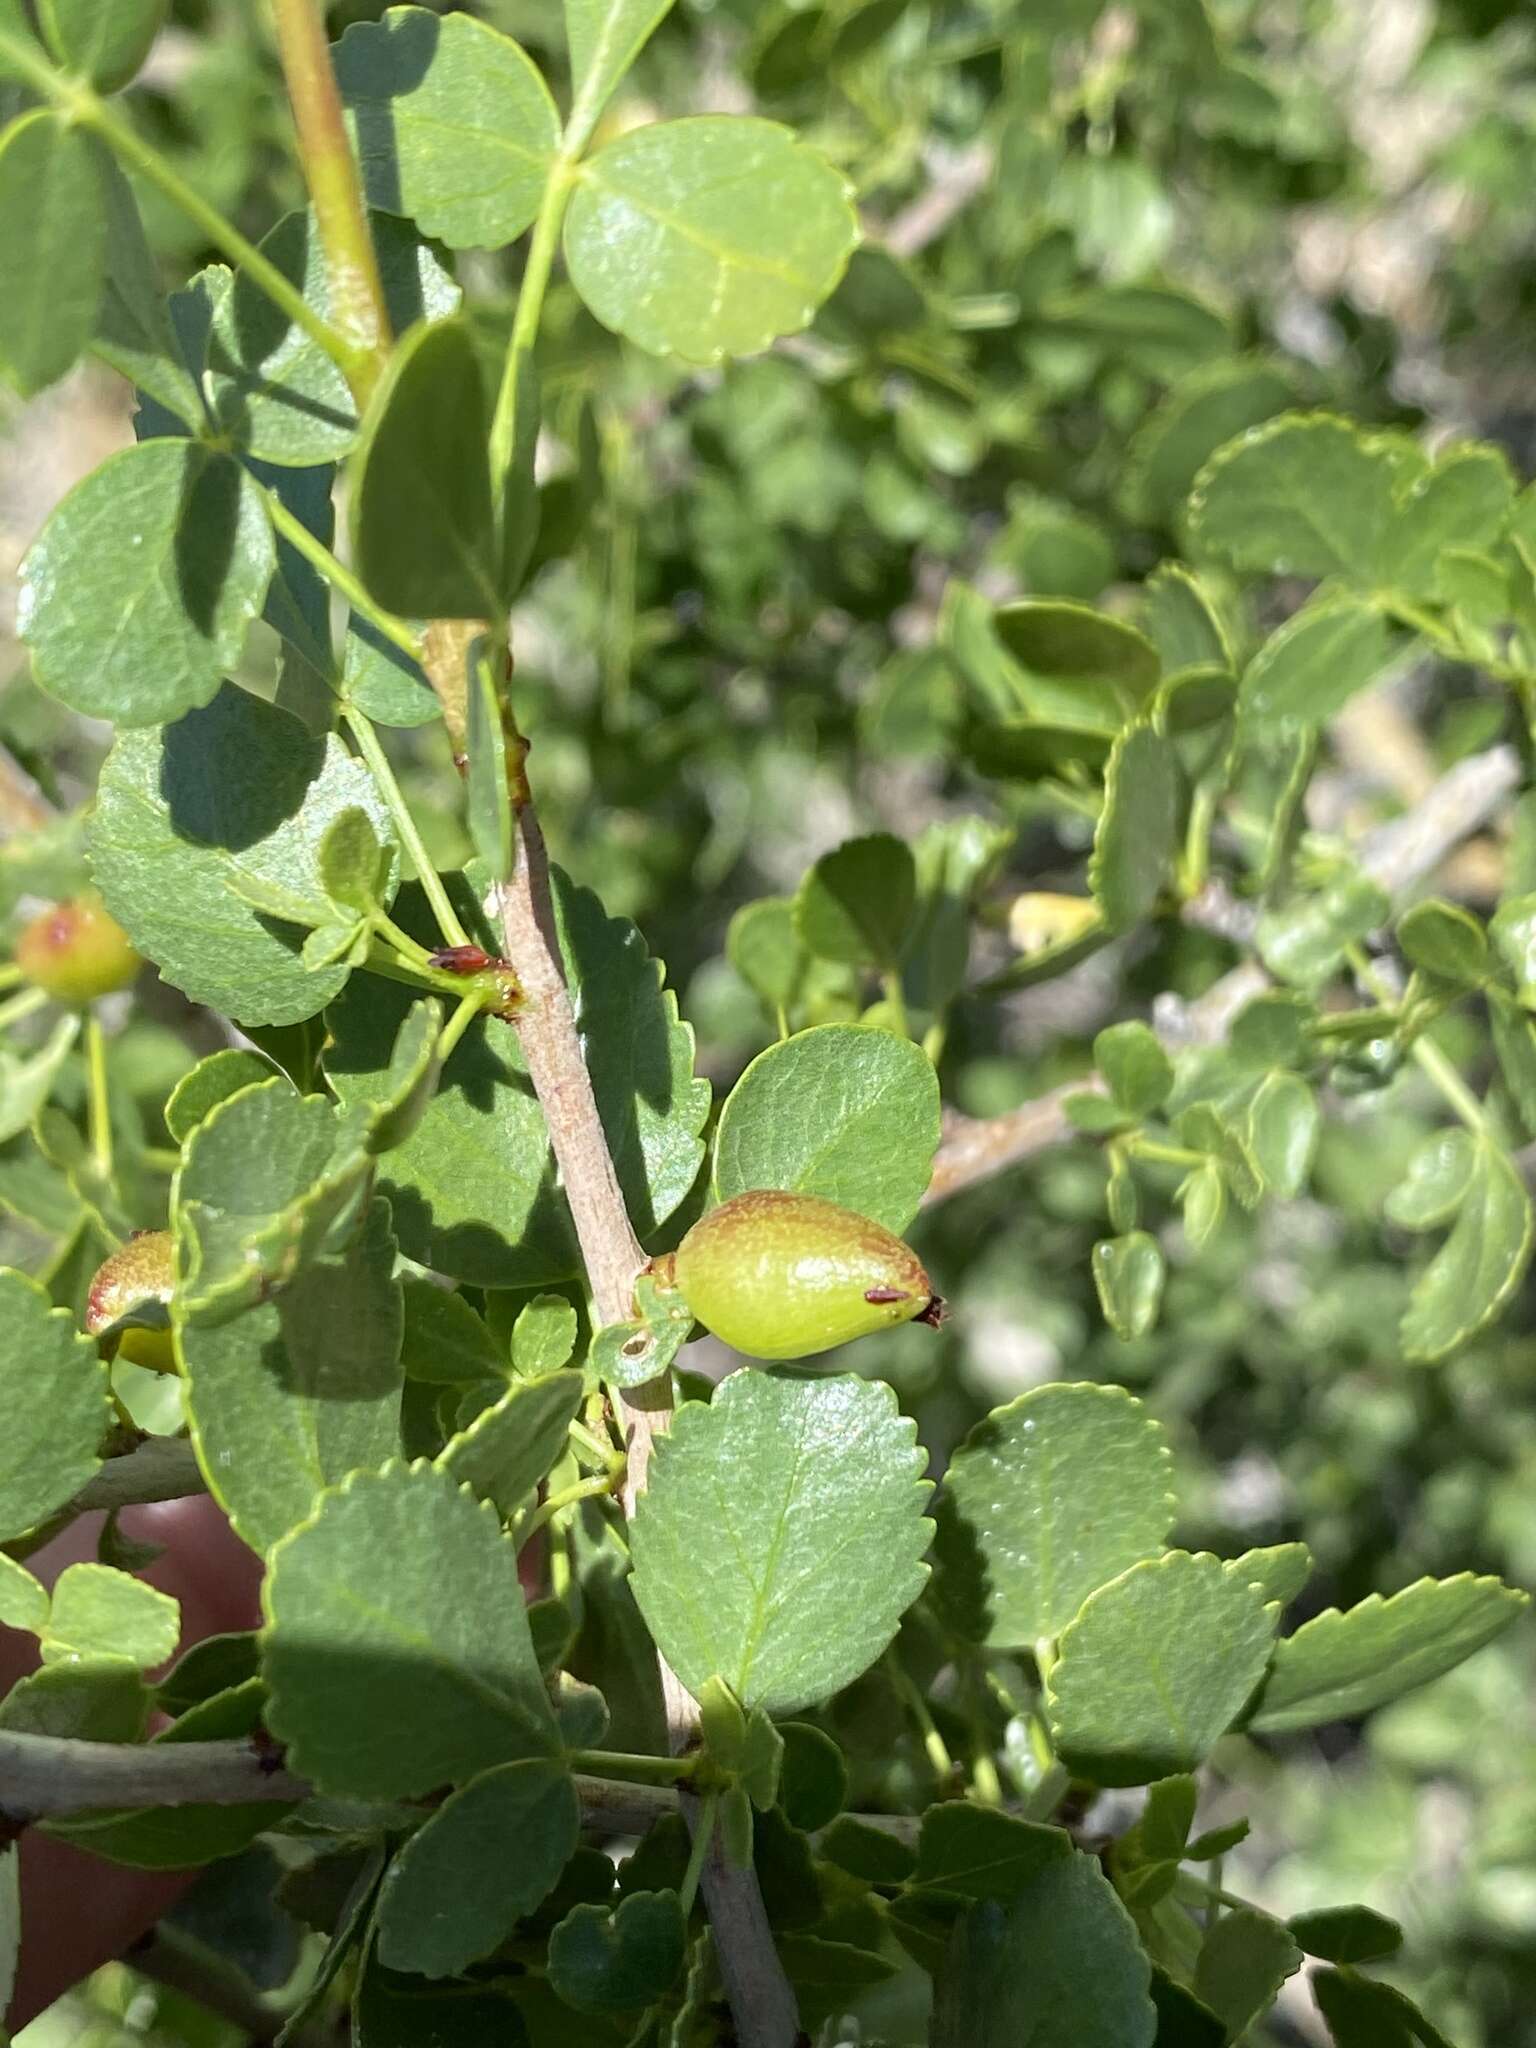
[2,0,1536,2045]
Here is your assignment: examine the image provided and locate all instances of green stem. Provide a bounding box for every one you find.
[261,488,420,660]
[678,1788,720,1920]
[568,1416,620,1467]
[85,1016,113,1178]
[268,0,390,403]
[1181,777,1219,896]
[345,709,472,950]
[517,1470,622,1549]
[885,1652,955,1786]
[0,26,361,382]
[565,1749,700,1786]
[1127,1137,1205,1170]
[1347,944,1488,1136]
[487,158,578,495]
[0,987,50,1032]
[880,967,911,1039]
[361,945,492,1003]
[0,964,23,993]
[436,991,485,1067]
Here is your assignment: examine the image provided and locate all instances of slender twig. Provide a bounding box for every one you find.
[69,1437,207,1515]
[488,160,577,494]
[0,987,50,1034]
[881,140,994,258]
[128,1927,332,2048]
[0,1731,307,1820]
[268,0,390,404]
[927,743,1522,1205]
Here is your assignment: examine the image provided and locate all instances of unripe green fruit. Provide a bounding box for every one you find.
[666,1190,942,1361]
[86,1230,178,1375]
[15,892,141,1005]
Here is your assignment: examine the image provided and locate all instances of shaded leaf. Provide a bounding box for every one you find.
[0,1266,111,1541]
[263,1461,560,1798]
[1091,723,1179,934]
[20,440,275,727]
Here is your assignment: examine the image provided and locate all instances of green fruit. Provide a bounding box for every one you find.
[15,891,141,1004]
[667,1190,942,1361]
[86,1229,178,1375]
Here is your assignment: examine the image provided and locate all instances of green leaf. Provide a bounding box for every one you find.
[1288,1905,1403,1965]
[1127,358,1296,528]
[326,872,708,1286]
[262,1461,560,1798]
[399,1279,505,1384]
[0,1554,48,1634]
[1096,1022,1173,1116]
[90,686,398,1027]
[1398,899,1490,985]
[1225,1542,1311,1609]
[1312,1968,1452,2048]
[1256,871,1388,987]
[1048,1552,1277,1785]
[165,1051,279,1148]
[0,1660,148,1743]
[931,1854,1157,2048]
[1399,1132,1532,1361]
[178,1197,404,1556]
[1247,1573,1527,1733]
[341,617,437,729]
[1489,990,1536,1138]
[0,111,105,397]
[911,1803,1071,1901]
[1093,1231,1166,1340]
[727,897,806,1014]
[513,1295,579,1377]
[1383,1128,1474,1230]
[548,1889,686,2014]
[631,1371,932,1715]
[352,315,500,619]
[1188,414,1398,582]
[1239,595,1401,731]
[41,1563,179,1669]
[0,1016,80,1148]
[934,1382,1175,1650]
[19,440,275,726]
[821,1815,915,1886]
[465,651,514,883]
[375,1759,579,1978]
[993,600,1161,727]
[564,117,857,363]
[319,808,391,918]
[1388,443,1515,599]
[713,1023,940,1234]
[1090,723,1179,934]
[208,211,459,468]
[436,1368,583,1518]
[1141,564,1232,673]
[36,0,164,90]
[778,1722,846,1832]
[1193,1907,1302,2042]
[336,8,559,249]
[795,833,915,968]
[0,1267,110,1541]
[353,1951,515,2047]
[1245,1071,1319,1198]
[563,0,676,127]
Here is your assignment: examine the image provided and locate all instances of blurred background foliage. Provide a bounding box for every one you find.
[4,0,1536,2041]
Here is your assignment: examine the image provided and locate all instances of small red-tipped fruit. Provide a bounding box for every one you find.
[15,892,141,1005]
[663,1189,943,1362]
[86,1230,178,1375]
